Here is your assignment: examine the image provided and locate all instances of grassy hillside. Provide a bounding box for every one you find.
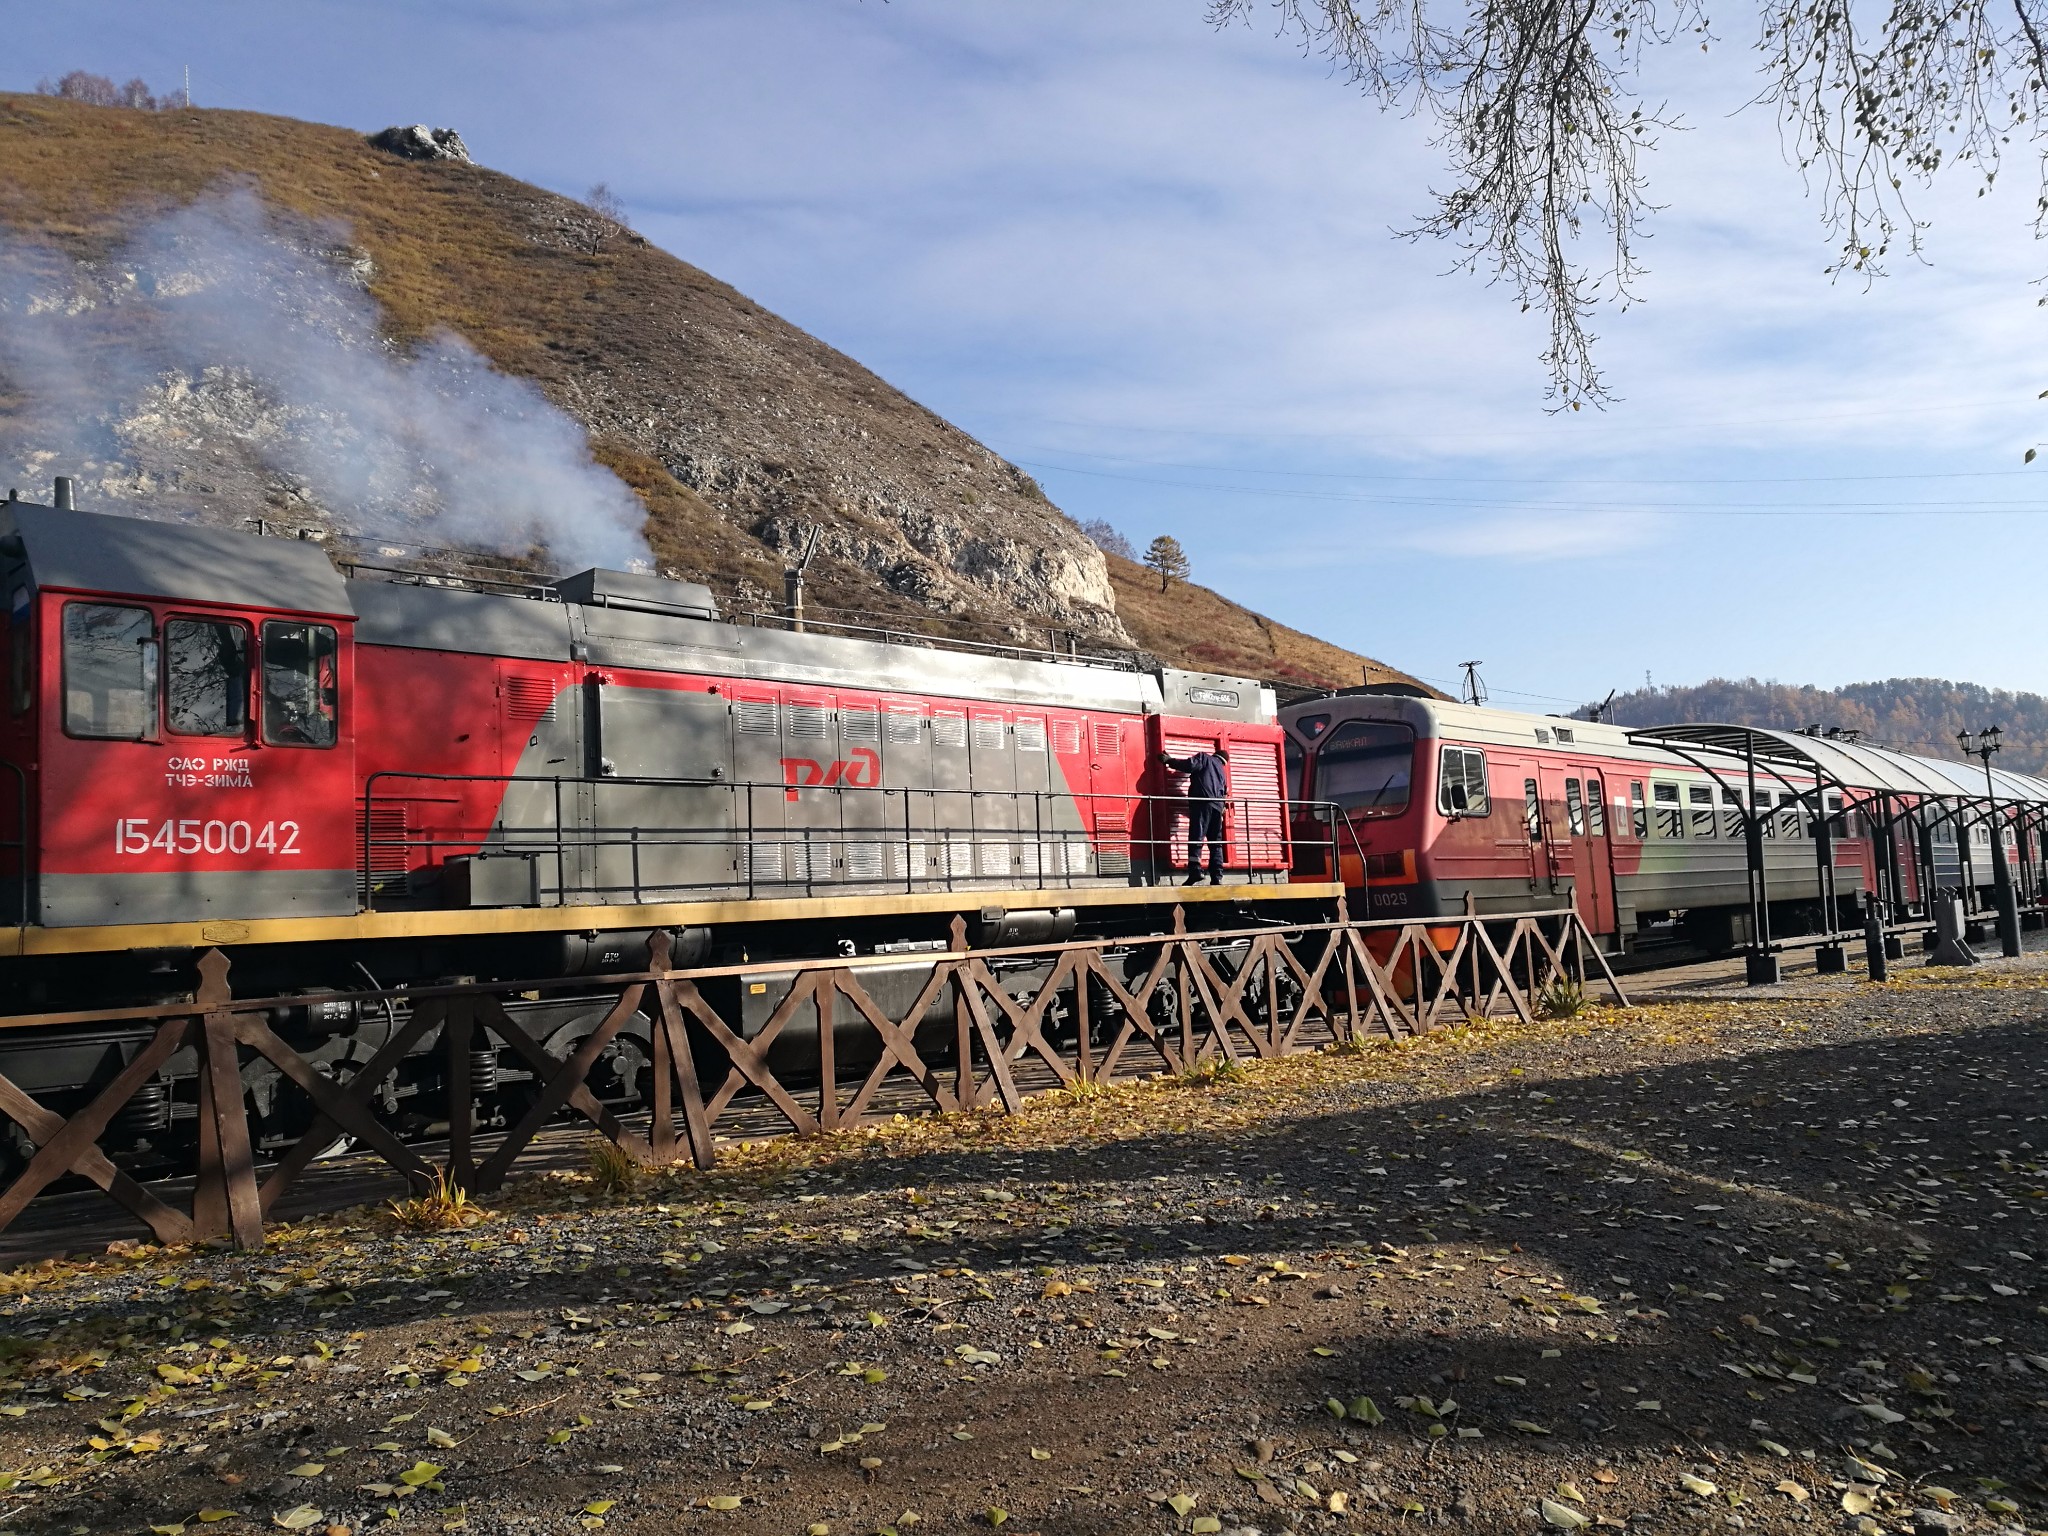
[0,92,1424,693]
[1589,677,2048,773]
[1106,554,1424,692]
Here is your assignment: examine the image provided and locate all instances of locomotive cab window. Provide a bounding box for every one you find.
[1437,745,1489,816]
[1314,720,1413,815]
[1284,736,1305,801]
[260,621,338,747]
[165,617,250,737]
[62,602,156,740]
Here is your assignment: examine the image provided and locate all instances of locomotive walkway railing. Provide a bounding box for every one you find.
[359,773,1313,906]
[0,905,1622,1257]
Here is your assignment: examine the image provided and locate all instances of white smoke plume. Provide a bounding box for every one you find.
[0,186,651,572]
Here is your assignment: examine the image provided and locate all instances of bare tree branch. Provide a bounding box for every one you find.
[1214,0,2048,402]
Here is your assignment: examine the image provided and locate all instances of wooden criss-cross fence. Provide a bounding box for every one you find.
[0,907,1622,1254]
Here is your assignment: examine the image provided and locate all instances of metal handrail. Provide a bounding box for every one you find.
[0,757,26,938]
[360,769,1322,910]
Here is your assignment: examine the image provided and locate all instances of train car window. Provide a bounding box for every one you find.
[1720,787,1743,840]
[260,621,338,747]
[1284,737,1305,801]
[1294,713,1331,741]
[1688,784,1716,838]
[1630,781,1647,839]
[7,585,28,716]
[164,618,250,737]
[1586,777,1606,836]
[1824,792,1845,837]
[1436,745,1489,816]
[1522,779,1541,841]
[1565,778,1585,835]
[1778,792,1803,838]
[1653,782,1682,838]
[62,602,156,740]
[1315,720,1414,815]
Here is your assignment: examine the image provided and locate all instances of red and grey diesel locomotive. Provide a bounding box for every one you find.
[0,490,1316,1168]
[1280,689,2048,954]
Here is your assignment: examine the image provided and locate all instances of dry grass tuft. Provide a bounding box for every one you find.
[586,1135,644,1197]
[386,1168,490,1231]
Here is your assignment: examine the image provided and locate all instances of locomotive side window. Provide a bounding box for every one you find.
[1284,737,1304,801]
[164,618,250,737]
[7,585,28,716]
[1294,713,1331,741]
[1315,720,1413,815]
[62,602,156,740]
[1688,784,1715,838]
[1436,745,1489,816]
[1629,781,1647,839]
[1586,777,1606,835]
[1653,782,1682,838]
[260,621,338,747]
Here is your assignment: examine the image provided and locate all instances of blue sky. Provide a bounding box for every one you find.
[10,0,2048,709]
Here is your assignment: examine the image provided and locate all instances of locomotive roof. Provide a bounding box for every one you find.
[0,500,352,617]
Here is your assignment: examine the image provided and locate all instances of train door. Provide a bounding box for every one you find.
[970,709,1017,882]
[930,707,972,883]
[1087,717,1133,878]
[1564,765,1617,935]
[593,684,735,900]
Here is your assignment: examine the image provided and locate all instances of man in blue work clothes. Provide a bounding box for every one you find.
[1161,744,1229,885]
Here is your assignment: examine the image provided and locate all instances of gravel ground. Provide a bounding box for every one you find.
[5,958,2048,1536]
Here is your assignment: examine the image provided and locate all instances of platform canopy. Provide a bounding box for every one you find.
[1624,723,2038,802]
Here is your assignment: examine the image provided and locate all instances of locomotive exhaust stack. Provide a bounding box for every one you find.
[52,475,73,511]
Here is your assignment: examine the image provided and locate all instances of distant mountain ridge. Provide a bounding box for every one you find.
[1583,678,2048,774]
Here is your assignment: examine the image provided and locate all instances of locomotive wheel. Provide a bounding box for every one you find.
[513,1008,656,1116]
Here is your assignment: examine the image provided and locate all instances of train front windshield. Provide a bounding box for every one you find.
[1314,720,1414,815]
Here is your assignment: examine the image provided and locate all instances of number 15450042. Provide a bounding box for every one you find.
[114,819,301,856]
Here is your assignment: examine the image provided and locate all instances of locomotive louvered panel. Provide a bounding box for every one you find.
[1052,720,1083,755]
[502,676,558,722]
[844,841,886,882]
[1231,746,1286,866]
[742,841,783,883]
[355,804,411,896]
[842,708,880,742]
[931,711,967,749]
[1159,734,1213,867]
[1094,812,1130,875]
[972,714,1006,751]
[946,840,975,878]
[1092,721,1122,758]
[786,703,829,738]
[1016,717,1047,752]
[886,707,922,743]
[1065,838,1094,876]
[736,700,779,734]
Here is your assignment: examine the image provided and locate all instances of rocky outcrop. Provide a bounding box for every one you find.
[367,125,471,163]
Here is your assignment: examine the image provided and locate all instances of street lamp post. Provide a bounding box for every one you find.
[1959,726,2023,958]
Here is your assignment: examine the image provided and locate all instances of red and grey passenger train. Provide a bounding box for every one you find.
[4,487,2043,1177]
[1279,688,2048,955]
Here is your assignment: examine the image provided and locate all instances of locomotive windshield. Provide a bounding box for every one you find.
[1314,719,1414,815]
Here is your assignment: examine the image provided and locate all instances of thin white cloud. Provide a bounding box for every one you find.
[1401,512,1660,562]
